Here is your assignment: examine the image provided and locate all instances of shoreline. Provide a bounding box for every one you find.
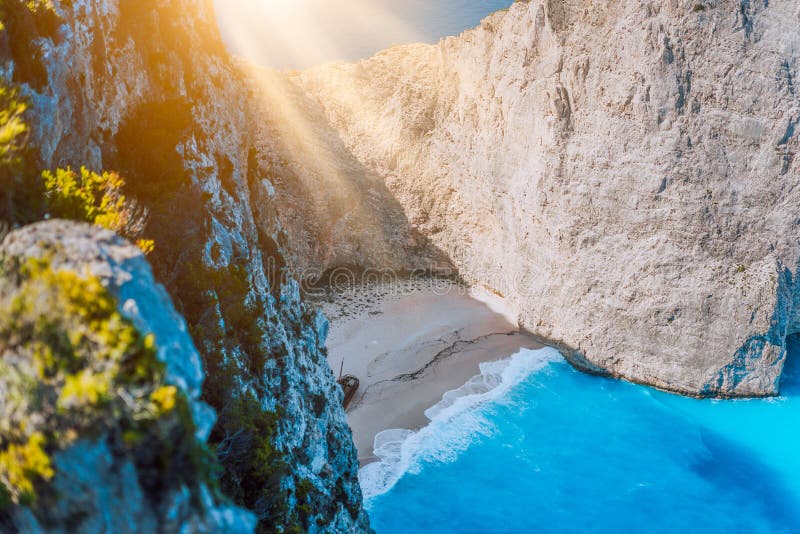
[315,279,543,464]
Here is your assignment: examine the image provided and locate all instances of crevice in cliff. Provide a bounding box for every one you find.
[781,335,800,396]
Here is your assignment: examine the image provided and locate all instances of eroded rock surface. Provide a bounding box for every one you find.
[298,0,800,396]
[9,0,369,530]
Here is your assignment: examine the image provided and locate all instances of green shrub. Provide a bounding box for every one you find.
[0,81,43,228]
[0,257,212,506]
[0,0,62,90]
[0,85,26,170]
[0,433,53,506]
[42,167,154,253]
[43,167,127,227]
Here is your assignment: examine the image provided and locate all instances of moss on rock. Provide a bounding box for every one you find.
[0,256,215,510]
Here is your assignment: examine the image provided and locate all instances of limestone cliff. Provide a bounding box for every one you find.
[242,66,451,275]
[3,0,369,531]
[298,0,800,397]
[4,0,798,529]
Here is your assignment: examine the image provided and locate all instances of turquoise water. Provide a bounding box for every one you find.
[365,341,800,533]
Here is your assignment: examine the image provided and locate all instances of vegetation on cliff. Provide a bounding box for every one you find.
[0,256,214,512]
[0,79,40,228]
[42,166,155,253]
[0,1,369,531]
[0,84,153,252]
[0,1,153,247]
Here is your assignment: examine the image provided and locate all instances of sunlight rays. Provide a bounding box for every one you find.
[210,0,428,272]
[213,0,422,70]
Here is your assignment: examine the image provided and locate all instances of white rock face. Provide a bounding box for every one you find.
[298,0,800,396]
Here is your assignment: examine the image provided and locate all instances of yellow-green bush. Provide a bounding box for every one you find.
[42,167,154,254]
[58,369,112,410]
[0,257,211,507]
[0,85,26,169]
[42,167,127,229]
[150,385,179,414]
[0,433,54,505]
[0,80,43,227]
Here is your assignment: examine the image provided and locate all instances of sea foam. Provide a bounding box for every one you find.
[359,347,563,502]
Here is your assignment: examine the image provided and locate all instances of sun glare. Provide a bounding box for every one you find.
[213,0,421,70]
[209,0,413,255]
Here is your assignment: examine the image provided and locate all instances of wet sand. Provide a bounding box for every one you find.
[316,279,542,464]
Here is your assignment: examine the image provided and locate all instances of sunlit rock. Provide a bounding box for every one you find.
[299,0,800,397]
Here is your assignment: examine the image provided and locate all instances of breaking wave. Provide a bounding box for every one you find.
[359,347,563,502]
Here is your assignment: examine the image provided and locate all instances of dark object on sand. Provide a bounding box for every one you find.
[338,375,360,410]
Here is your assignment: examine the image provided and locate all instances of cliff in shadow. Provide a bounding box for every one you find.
[1,0,371,531]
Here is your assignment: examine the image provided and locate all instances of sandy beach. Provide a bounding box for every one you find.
[315,279,543,464]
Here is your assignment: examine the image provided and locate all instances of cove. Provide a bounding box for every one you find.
[366,341,800,533]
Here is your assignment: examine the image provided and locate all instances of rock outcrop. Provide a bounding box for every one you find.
[297,0,800,397]
[0,221,255,532]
